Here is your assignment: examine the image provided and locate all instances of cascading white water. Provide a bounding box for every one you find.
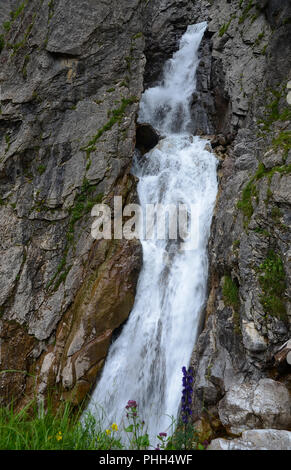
[86,22,218,442]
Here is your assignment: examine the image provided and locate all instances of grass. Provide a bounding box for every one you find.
[237,180,258,222]
[46,178,103,291]
[81,96,138,154]
[0,400,122,450]
[258,86,291,133]
[272,131,291,160]
[222,275,241,334]
[258,250,287,321]
[218,19,232,37]
[237,161,291,225]
[223,275,240,310]
[37,164,46,175]
[1,1,28,36]
[0,34,4,53]
[9,1,27,22]
[238,0,254,24]
[0,397,207,450]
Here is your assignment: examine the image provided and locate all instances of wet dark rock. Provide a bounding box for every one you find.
[136,122,160,154]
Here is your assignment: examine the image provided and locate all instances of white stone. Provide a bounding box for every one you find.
[242,320,267,352]
[208,429,291,450]
[218,379,291,434]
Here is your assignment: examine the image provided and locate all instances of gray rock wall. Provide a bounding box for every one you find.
[189,0,291,439]
[0,0,200,408]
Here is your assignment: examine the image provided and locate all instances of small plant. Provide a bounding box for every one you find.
[37,164,46,175]
[239,0,254,24]
[0,399,122,450]
[218,19,232,37]
[124,400,149,450]
[237,180,258,221]
[0,34,4,53]
[272,131,291,160]
[222,275,240,310]
[81,96,138,154]
[132,32,143,40]
[181,366,194,425]
[169,367,206,450]
[3,21,11,32]
[10,1,27,22]
[223,275,241,334]
[258,250,287,321]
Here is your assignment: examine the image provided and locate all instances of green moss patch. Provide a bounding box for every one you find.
[258,250,287,321]
[223,275,241,334]
[81,96,138,154]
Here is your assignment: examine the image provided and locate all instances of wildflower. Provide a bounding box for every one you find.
[202,440,209,449]
[111,423,118,432]
[159,432,167,437]
[56,431,63,441]
[126,400,137,409]
[106,429,111,436]
[181,366,194,425]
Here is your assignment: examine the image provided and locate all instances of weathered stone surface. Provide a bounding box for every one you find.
[218,379,291,434]
[209,429,291,450]
[0,0,202,407]
[190,0,291,436]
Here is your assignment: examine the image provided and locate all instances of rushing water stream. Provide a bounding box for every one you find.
[86,22,218,441]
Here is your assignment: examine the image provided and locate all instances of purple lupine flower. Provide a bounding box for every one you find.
[181,366,194,425]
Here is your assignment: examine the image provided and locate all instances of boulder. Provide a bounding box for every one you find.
[208,429,291,450]
[218,379,291,435]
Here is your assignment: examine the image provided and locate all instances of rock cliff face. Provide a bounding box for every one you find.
[0,0,290,440]
[0,0,200,407]
[188,0,291,438]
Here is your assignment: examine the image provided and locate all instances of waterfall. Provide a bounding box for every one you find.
[86,22,218,442]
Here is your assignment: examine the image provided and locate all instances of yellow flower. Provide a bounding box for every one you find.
[106,429,111,436]
[111,423,118,432]
[56,431,63,441]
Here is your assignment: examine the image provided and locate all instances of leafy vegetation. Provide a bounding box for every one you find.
[0,384,207,450]
[37,164,46,175]
[258,86,291,133]
[218,19,232,37]
[238,0,254,24]
[132,32,143,40]
[223,275,240,310]
[1,1,28,36]
[258,250,287,321]
[237,160,291,225]
[0,400,121,450]
[0,34,4,53]
[272,131,291,160]
[237,180,258,222]
[47,178,103,291]
[222,275,241,334]
[81,97,138,154]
